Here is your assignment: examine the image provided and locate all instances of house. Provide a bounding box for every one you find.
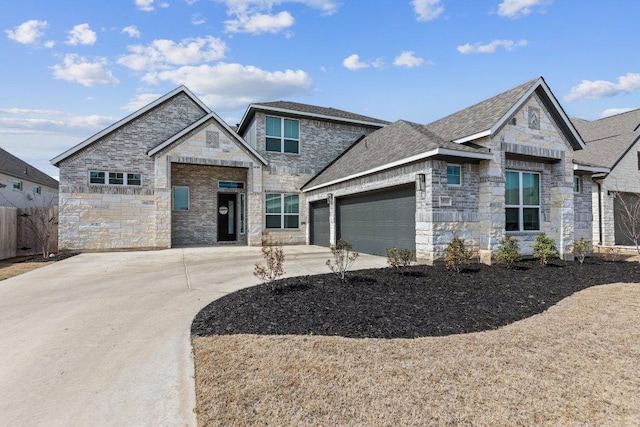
[52,77,601,263]
[51,87,386,250]
[302,77,602,263]
[572,109,640,246]
[0,147,58,208]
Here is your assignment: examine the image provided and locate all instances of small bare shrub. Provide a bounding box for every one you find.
[496,235,522,268]
[532,233,559,265]
[603,247,621,263]
[386,247,415,272]
[254,243,285,290]
[573,238,592,265]
[327,239,359,282]
[445,236,471,273]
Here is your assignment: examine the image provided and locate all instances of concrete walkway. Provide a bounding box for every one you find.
[0,246,387,426]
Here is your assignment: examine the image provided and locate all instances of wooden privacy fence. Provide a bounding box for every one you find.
[0,206,58,260]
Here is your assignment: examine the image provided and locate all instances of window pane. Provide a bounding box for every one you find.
[265,194,281,214]
[219,181,244,189]
[13,180,22,190]
[173,187,189,211]
[283,119,299,139]
[506,208,519,231]
[522,173,539,205]
[90,171,105,184]
[283,139,299,154]
[505,171,519,205]
[266,215,281,229]
[109,172,124,185]
[447,165,461,185]
[284,194,299,213]
[127,173,141,186]
[523,208,540,230]
[573,176,580,193]
[266,137,281,152]
[284,214,299,229]
[265,117,281,137]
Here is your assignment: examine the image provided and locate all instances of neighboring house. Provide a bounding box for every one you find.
[0,147,58,208]
[572,109,640,246]
[303,77,602,263]
[51,77,602,263]
[51,87,386,250]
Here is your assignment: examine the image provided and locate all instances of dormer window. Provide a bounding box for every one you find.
[265,116,299,154]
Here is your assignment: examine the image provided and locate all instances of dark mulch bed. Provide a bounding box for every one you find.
[192,259,640,339]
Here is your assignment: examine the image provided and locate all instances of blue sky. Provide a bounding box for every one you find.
[1,0,639,179]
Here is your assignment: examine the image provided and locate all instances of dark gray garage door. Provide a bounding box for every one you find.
[337,185,415,256]
[614,192,640,246]
[310,200,330,247]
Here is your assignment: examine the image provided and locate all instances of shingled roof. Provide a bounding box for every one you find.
[0,147,58,189]
[237,101,389,135]
[572,109,640,170]
[302,120,491,191]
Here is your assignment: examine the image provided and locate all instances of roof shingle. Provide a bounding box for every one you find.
[0,148,58,189]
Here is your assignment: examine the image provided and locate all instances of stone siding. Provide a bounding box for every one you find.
[573,175,593,242]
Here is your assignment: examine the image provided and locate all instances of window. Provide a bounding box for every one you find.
[505,170,540,232]
[265,193,299,229]
[446,164,461,186]
[637,152,640,170]
[218,181,244,189]
[12,180,22,190]
[240,193,246,234]
[33,186,41,195]
[265,116,299,154]
[172,186,189,211]
[573,176,581,193]
[89,170,141,186]
[109,172,124,185]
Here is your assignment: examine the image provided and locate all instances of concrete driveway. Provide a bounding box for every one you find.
[0,245,386,426]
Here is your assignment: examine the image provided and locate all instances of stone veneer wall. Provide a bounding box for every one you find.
[58,93,207,250]
[573,175,593,242]
[170,163,247,245]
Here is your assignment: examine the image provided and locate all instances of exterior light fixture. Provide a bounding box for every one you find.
[416,174,426,191]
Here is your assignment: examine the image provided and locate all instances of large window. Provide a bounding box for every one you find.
[89,170,141,186]
[172,186,189,211]
[265,116,299,154]
[265,193,299,229]
[505,170,540,231]
[447,164,461,186]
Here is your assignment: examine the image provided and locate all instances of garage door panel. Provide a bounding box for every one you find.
[338,186,415,256]
[310,201,330,247]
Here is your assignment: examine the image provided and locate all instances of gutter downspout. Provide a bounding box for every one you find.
[597,182,603,245]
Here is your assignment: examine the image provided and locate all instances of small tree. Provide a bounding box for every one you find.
[254,243,285,290]
[386,247,415,272]
[573,238,592,265]
[496,235,522,268]
[532,233,559,265]
[444,236,471,273]
[327,239,359,282]
[611,191,640,261]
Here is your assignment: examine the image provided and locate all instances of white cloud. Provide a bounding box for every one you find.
[51,54,120,87]
[565,73,640,102]
[43,40,55,48]
[5,20,48,45]
[121,93,163,111]
[393,51,425,68]
[185,0,200,4]
[192,13,206,25]
[122,25,141,38]
[66,23,97,46]
[0,113,116,135]
[0,107,62,116]
[143,62,313,111]
[457,39,528,54]
[412,0,444,22]
[342,54,369,71]
[497,0,552,18]
[118,36,228,71]
[600,108,636,118]
[225,11,294,34]
[135,0,155,11]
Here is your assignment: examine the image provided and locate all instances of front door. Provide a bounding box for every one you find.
[218,193,237,241]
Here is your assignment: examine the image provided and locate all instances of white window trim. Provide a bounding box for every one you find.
[265,193,300,229]
[505,170,541,232]
[88,170,142,186]
[446,164,462,187]
[172,186,190,211]
[265,116,300,154]
[573,176,581,194]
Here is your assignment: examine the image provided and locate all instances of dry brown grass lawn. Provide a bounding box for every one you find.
[0,257,53,281]
[193,282,640,426]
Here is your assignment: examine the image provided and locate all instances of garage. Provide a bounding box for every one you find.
[337,185,415,256]
[614,192,640,246]
[310,200,330,247]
